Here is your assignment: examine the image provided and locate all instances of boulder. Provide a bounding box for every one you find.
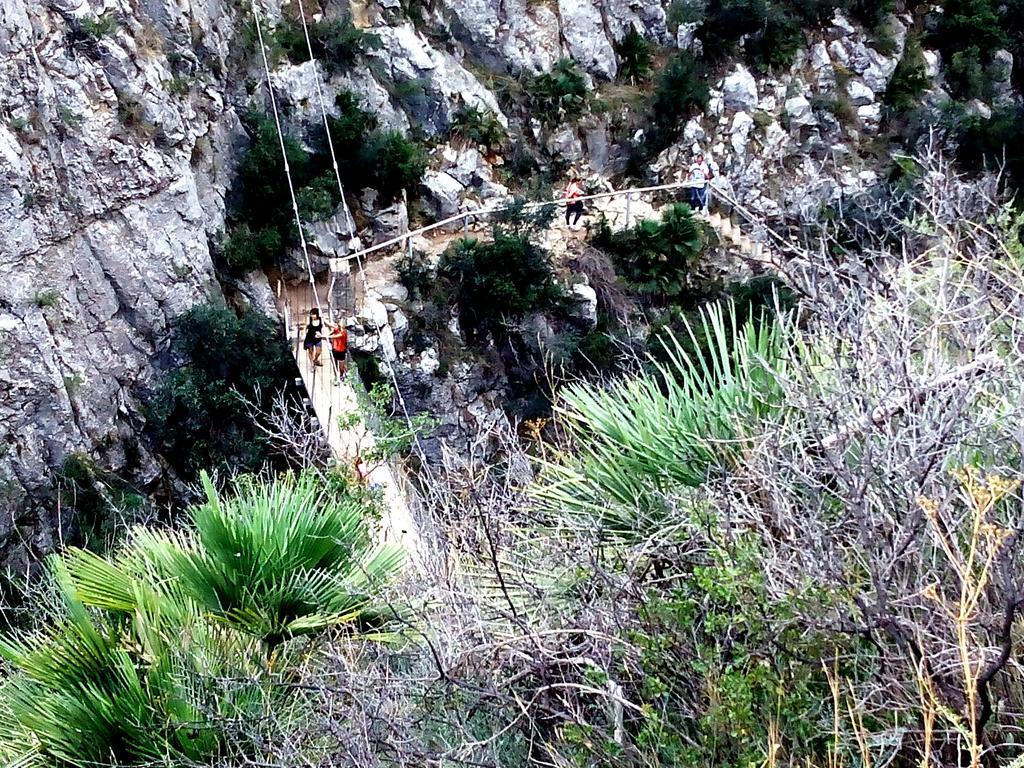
[603,2,671,45]
[676,22,702,56]
[361,293,391,330]
[435,0,562,75]
[810,42,831,73]
[923,49,941,79]
[421,170,465,221]
[848,42,898,92]
[828,40,850,66]
[568,280,598,328]
[376,281,410,304]
[683,118,706,144]
[447,147,492,186]
[558,0,618,80]
[830,11,856,37]
[584,122,610,172]
[857,103,882,130]
[419,347,441,376]
[361,191,409,243]
[546,126,585,163]
[784,95,816,128]
[730,111,754,157]
[721,65,759,111]
[366,23,507,135]
[965,99,992,120]
[846,80,875,107]
[389,307,410,338]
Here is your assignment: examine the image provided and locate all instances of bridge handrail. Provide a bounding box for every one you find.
[342,179,707,264]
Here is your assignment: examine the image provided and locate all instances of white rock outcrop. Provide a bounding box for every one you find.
[721,65,759,112]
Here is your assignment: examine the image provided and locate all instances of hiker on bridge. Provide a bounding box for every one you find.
[687,151,716,213]
[563,174,586,229]
[303,308,324,368]
[327,319,349,384]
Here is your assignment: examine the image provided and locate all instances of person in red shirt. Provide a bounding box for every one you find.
[327,320,348,384]
[563,175,585,228]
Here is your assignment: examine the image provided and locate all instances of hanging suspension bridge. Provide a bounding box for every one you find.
[246,1,799,565]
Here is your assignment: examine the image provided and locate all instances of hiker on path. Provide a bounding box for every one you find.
[327,320,349,384]
[303,308,324,368]
[563,174,585,229]
[687,151,715,213]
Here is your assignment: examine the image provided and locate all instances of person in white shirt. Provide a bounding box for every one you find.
[688,152,713,212]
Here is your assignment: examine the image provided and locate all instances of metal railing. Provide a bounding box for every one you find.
[341,179,711,264]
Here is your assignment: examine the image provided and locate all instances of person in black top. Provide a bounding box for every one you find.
[303,308,323,367]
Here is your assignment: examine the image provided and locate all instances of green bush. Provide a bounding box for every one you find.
[883,36,930,112]
[450,104,506,150]
[649,51,709,150]
[222,224,283,272]
[698,0,766,60]
[325,92,427,204]
[54,453,150,552]
[616,28,653,83]
[397,249,434,300]
[845,0,894,29]
[524,59,590,126]
[296,171,342,219]
[947,45,990,100]
[747,6,805,71]
[667,0,707,28]
[79,12,119,39]
[957,105,1024,198]
[359,130,429,204]
[592,203,707,302]
[928,0,1007,99]
[326,90,378,152]
[438,232,562,342]
[0,470,401,766]
[147,302,294,479]
[274,13,380,73]
[223,111,340,271]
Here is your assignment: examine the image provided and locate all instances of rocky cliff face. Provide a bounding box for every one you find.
[0,0,249,568]
[2,0,1013,569]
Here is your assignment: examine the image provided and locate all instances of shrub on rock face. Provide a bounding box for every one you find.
[884,36,931,113]
[148,303,294,479]
[957,105,1024,198]
[222,111,340,271]
[649,51,710,150]
[274,13,380,73]
[697,0,803,72]
[359,131,429,205]
[525,59,590,126]
[438,232,562,343]
[450,105,506,150]
[744,6,805,72]
[593,203,707,303]
[222,224,283,272]
[616,28,653,83]
[927,0,1007,100]
[325,92,427,204]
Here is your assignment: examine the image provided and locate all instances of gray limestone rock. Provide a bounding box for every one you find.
[721,65,759,112]
[420,170,465,220]
[558,0,618,80]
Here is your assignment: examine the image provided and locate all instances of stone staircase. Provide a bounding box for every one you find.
[706,208,775,267]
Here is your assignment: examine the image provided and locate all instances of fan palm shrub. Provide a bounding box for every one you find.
[536,303,791,537]
[64,472,405,647]
[0,565,262,768]
[592,203,707,303]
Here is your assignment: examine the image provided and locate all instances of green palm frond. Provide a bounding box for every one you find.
[64,472,404,646]
[536,302,791,537]
[0,566,218,767]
